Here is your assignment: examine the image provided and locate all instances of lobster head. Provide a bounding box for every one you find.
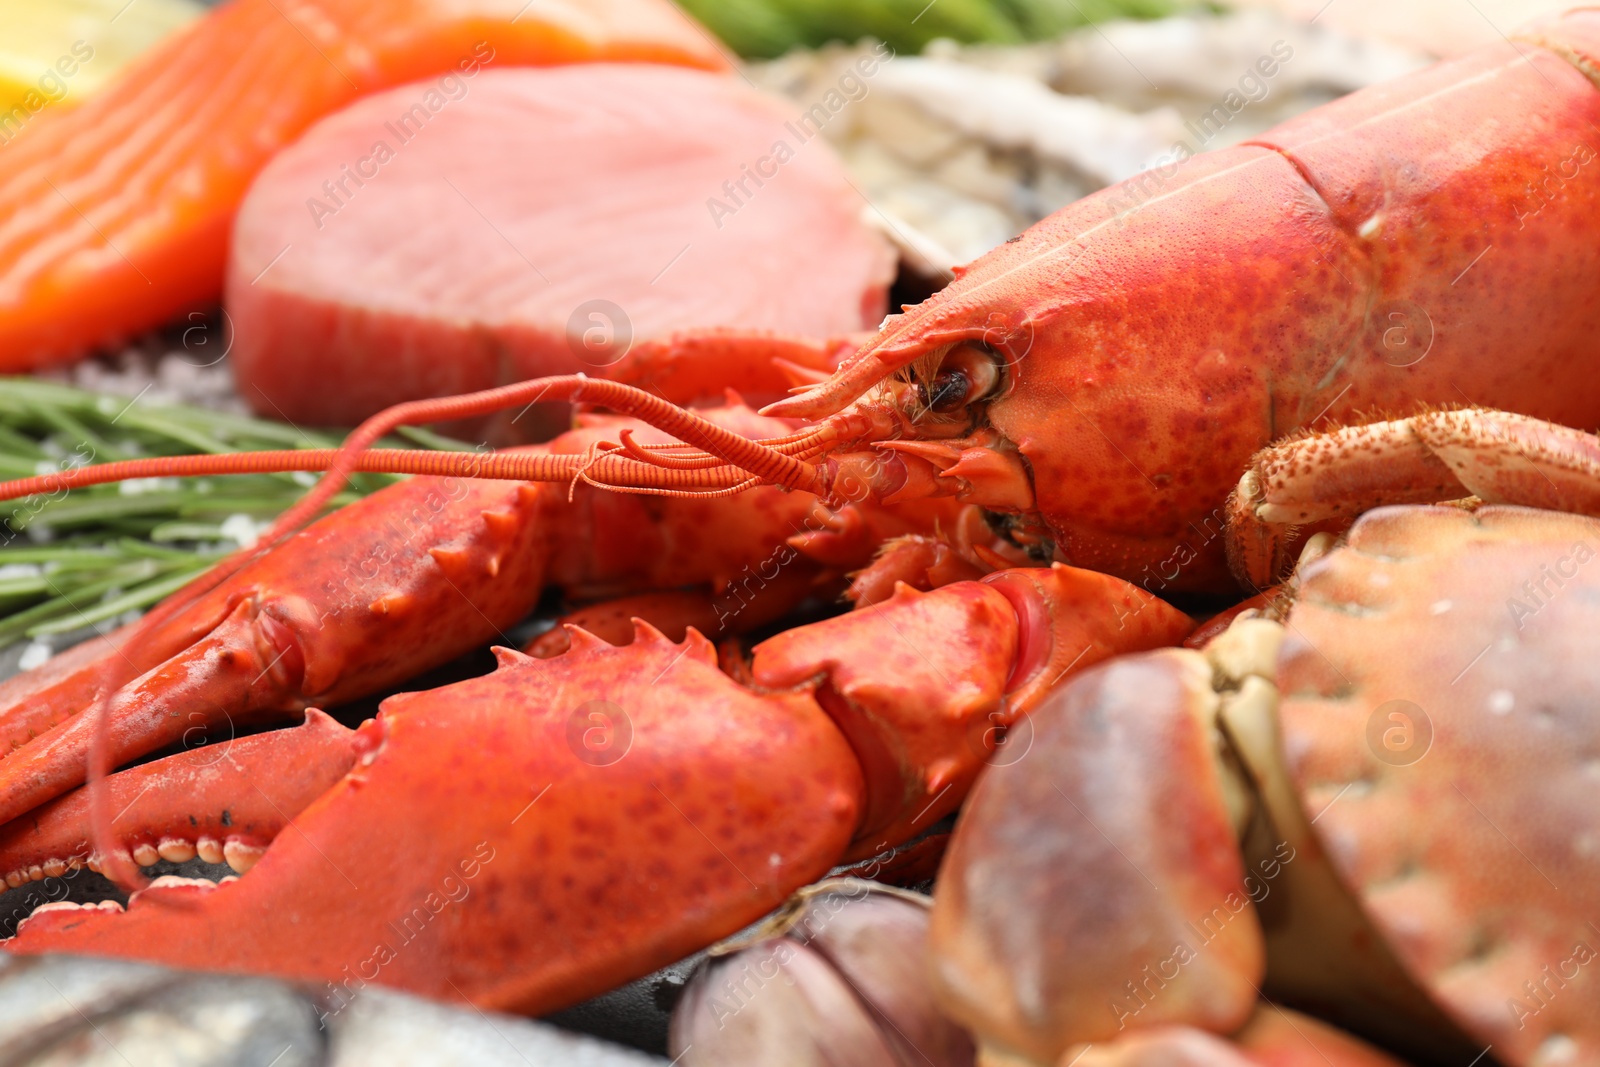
[764,9,1600,596]
[763,143,1355,596]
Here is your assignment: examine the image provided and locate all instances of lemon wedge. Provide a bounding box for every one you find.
[0,0,201,120]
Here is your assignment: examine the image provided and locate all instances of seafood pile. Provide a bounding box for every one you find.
[0,0,1597,1065]
[749,10,1428,264]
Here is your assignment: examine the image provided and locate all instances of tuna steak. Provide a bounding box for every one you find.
[227,63,895,425]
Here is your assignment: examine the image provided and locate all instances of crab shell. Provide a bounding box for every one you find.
[1070,1005,1409,1067]
[930,505,1600,1066]
[1281,505,1600,1065]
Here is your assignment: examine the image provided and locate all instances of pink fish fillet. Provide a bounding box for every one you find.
[226,63,896,426]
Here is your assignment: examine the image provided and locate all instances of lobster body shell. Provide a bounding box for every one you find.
[803,11,1600,594]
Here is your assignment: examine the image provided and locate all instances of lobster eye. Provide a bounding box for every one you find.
[920,343,1001,414]
[927,369,971,412]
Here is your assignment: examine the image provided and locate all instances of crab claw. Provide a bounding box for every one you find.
[3,625,864,1016]
[930,649,1266,1064]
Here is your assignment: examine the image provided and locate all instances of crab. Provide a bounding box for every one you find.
[926,409,1600,1067]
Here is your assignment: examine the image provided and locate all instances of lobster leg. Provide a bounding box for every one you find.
[845,535,990,606]
[0,568,1190,1013]
[842,502,1034,607]
[1226,408,1600,585]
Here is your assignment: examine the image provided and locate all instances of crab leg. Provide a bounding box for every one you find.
[1226,407,1600,585]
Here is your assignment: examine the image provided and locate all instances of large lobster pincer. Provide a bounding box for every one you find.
[0,557,1188,1012]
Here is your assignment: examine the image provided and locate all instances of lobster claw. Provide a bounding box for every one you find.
[1,563,1190,1015]
[4,624,864,1016]
[0,474,555,827]
[0,709,361,889]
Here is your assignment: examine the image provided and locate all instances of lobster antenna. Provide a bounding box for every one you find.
[0,376,824,508]
[0,448,750,500]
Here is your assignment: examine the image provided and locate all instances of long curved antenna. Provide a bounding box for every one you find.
[0,448,747,500]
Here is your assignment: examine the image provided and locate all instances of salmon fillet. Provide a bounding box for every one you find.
[0,0,726,369]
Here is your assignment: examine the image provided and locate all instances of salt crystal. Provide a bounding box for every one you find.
[17,642,51,671]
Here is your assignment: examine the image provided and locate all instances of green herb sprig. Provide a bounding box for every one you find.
[677,0,1191,58]
[0,378,471,651]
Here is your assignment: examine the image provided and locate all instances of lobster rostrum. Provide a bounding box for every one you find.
[0,4,1598,1018]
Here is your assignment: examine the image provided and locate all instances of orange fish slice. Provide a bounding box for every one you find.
[0,0,727,369]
